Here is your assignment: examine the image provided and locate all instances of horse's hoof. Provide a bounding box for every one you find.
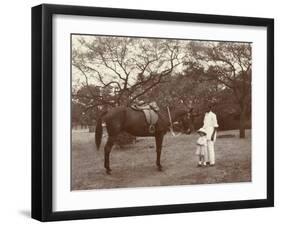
[157,165,163,171]
[106,168,112,175]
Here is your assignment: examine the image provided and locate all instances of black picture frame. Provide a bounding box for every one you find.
[32,3,274,222]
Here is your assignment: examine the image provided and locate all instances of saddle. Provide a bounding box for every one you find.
[131,102,159,133]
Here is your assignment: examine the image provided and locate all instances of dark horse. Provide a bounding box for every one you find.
[95,104,188,174]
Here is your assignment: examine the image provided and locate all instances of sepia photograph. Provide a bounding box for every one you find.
[31,4,273,221]
[71,34,252,190]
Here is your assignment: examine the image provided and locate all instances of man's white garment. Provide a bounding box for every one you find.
[203,111,219,164]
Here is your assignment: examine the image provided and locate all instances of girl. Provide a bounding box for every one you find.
[196,128,208,167]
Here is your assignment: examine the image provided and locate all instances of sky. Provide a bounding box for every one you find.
[71,34,251,92]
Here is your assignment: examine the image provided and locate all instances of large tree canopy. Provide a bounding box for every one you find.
[72,36,252,138]
[72,36,185,107]
[188,42,251,137]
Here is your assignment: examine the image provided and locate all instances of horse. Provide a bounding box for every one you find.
[95,104,189,174]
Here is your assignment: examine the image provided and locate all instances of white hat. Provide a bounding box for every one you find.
[197,128,207,135]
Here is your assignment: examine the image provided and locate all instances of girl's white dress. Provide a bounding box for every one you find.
[196,136,207,155]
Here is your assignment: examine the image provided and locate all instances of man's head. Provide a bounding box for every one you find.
[206,103,214,113]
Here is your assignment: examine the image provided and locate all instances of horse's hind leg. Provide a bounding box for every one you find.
[104,136,115,175]
[155,134,164,171]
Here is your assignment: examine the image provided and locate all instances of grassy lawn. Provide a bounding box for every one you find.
[71,129,251,190]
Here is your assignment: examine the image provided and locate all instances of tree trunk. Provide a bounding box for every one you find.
[88,125,95,133]
[239,106,246,138]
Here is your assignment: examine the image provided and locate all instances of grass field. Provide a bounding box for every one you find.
[71,129,251,190]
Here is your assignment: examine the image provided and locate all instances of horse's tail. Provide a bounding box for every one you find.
[95,112,106,150]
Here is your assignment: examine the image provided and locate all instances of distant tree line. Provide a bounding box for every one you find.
[72,36,251,138]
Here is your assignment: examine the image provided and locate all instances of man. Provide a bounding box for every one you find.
[203,104,219,166]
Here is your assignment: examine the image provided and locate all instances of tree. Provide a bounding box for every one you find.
[72,36,183,108]
[189,41,252,138]
[72,36,252,137]
[72,85,98,129]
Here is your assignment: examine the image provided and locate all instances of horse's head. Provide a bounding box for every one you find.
[170,102,192,133]
[179,113,192,134]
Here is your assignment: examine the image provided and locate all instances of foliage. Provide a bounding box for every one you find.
[72,36,183,106]
[188,42,251,137]
[72,36,252,139]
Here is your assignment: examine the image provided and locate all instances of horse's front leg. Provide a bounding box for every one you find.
[104,136,115,175]
[155,134,164,171]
